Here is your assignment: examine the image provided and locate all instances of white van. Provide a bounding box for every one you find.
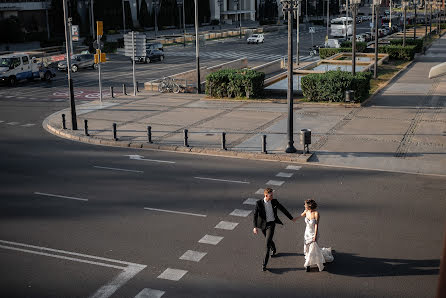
[0,53,55,86]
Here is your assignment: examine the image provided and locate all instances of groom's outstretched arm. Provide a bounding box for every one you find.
[277,202,294,220]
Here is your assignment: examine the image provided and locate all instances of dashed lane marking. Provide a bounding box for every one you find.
[229,209,252,217]
[243,198,258,205]
[286,165,302,170]
[255,188,264,195]
[157,268,188,281]
[0,120,3,123]
[6,122,19,125]
[179,250,207,262]
[134,288,165,298]
[94,166,144,174]
[194,176,250,184]
[215,221,239,230]
[198,235,223,245]
[34,192,89,202]
[144,207,207,218]
[266,180,285,186]
[21,123,36,127]
[276,172,294,178]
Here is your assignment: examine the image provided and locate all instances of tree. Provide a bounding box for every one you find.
[0,16,25,43]
[139,0,153,28]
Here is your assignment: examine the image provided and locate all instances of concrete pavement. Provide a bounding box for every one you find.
[44,35,446,176]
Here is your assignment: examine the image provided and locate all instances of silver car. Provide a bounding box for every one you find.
[58,54,98,72]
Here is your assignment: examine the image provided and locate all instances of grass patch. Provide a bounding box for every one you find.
[369,60,410,95]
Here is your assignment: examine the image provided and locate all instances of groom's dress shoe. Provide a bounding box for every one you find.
[306,266,310,272]
[271,249,277,257]
[262,265,267,272]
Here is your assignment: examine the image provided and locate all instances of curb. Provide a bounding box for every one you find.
[43,116,313,164]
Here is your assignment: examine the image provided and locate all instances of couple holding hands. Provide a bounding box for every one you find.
[253,188,334,272]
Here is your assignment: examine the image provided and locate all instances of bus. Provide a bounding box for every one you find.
[330,17,353,37]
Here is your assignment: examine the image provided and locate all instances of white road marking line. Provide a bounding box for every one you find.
[179,250,207,262]
[193,176,250,184]
[6,122,19,125]
[198,234,223,245]
[0,120,4,123]
[134,288,165,298]
[0,239,147,298]
[144,207,206,217]
[266,180,285,186]
[34,192,88,202]
[21,123,36,127]
[243,198,258,205]
[124,154,176,164]
[276,172,294,178]
[255,188,264,195]
[157,268,188,281]
[229,209,252,217]
[215,221,239,230]
[286,165,302,170]
[94,166,143,173]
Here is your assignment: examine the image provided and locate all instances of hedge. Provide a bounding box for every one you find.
[205,69,265,99]
[319,47,352,59]
[301,70,372,102]
[379,45,416,61]
[340,41,368,52]
[389,39,423,53]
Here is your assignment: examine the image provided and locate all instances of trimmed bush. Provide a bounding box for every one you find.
[319,47,352,59]
[379,45,416,61]
[340,41,368,52]
[301,70,372,102]
[389,39,423,52]
[205,69,265,99]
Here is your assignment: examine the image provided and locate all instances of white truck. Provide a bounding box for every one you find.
[0,53,56,86]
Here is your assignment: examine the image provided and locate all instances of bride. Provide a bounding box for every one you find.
[297,199,334,272]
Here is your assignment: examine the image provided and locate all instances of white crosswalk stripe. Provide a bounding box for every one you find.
[134,288,165,298]
[170,51,285,61]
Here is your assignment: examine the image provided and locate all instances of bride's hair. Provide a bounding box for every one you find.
[305,199,317,210]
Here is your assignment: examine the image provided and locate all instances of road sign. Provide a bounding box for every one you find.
[124,32,147,58]
[71,25,79,41]
[309,27,315,33]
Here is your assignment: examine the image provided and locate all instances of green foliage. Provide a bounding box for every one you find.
[379,45,416,61]
[205,69,265,99]
[301,70,372,102]
[389,39,424,52]
[103,41,118,53]
[319,48,351,59]
[340,41,367,52]
[0,16,25,43]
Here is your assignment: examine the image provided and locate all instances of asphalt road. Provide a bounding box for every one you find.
[1,23,444,297]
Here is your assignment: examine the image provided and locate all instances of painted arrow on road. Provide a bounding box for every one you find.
[124,155,176,164]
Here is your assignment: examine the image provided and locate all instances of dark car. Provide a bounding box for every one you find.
[147,42,163,52]
[58,54,97,72]
[146,50,164,63]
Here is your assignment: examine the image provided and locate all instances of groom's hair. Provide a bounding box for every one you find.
[264,188,273,195]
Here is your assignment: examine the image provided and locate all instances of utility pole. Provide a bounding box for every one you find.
[122,0,126,34]
[326,0,330,40]
[374,0,381,79]
[154,0,159,37]
[68,17,74,55]
[183,0,186,46]
[403,1,407,46]
[352,0,360,76]
[346,0,349,40]
[296,0,301,66]
[195,0,201,93]
[91,0,95,38]
[281,0,297,154]
[430,0,432,34]
[425,0,428,40]
[414,1,417,40]
[63,0,77,130]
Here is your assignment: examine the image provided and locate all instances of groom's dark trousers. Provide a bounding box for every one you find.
[253,199,293,267]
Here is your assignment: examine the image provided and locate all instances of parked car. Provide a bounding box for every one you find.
[362,33,371,42]
[58,53,97,72]
[147,42,164,52]
[324,38,341,48]
[247,34,264,44]
[146,50,164,63]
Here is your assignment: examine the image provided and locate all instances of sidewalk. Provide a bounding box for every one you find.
[44,36,446,176]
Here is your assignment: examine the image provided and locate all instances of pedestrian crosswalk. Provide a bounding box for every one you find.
[170,50,314,62]
[0,120,36,128]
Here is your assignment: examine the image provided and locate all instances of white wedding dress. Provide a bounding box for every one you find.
[303,217,334,272]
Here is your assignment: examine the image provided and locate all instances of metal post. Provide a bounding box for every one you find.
[122,0,126,34]
[110,86,114,98]
[285,2,297,153]
[404,3,407,46]
[123,83,127,95]
[374,3,379,78]
[45,9,50,40]
[352,3,357,76]
[132,31,136,96]
[84,119,89,136]
[195,0,201,94]
[425,0,428,40]
[183,2,186,46]
[68,18,74,59]
[91,0,95,38]
[113,123,117,141]
[221,132,226,150]
[155,1,159,37]
[346,0,349,40]
[371,0,374,39]
[430,1,432,34]
[62,114,66,129]
[239,2,242,39]
[184,129,189,147]
[262,135,267,154]
[296,1,300,66]
[136,81,139,92]
[98,30,102,102]
[147,126,152,143]
[389,0,392,31]
[63,0,77,130]
[326,0,330,40]
[414,3,417,40]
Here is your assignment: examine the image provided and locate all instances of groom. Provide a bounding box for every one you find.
[253,187,294,271]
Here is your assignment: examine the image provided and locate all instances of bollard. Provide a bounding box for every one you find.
[84,119,89,136]
[62,114,66,130]
[221,132,227,150]
[113,123,118,141]
[345,90,355,103]
[110,86,114,98]
[136,81,139,92]
[147,126,152,143]
[184,129,189,147]
[262,135,267,154]
[300,129,311,154]
[123,84,127,95]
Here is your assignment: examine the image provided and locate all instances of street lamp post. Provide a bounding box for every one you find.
[295,0,301,66]
[176,0,186,46]
[154,0,159,37]
[217,0,223,30]
[351,0,360,76]
[430,0,432,34]
[346,0,349,41]
[62,0,77,130]
[281,0,297,154]
[425,0,428,40]
[374,0,382,79]
[194,0,201,93]
[414,0,417,40]
[122,0,126,34]
[234,0,242,39]
[91,0,95,38]
[326,0,330,41]
[403,1,407,46]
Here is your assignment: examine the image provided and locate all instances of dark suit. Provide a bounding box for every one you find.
[253,198,294,267]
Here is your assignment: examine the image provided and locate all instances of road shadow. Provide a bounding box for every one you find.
[326,252,440,277]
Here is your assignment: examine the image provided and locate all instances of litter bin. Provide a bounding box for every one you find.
[300,129,311,153]
[345,90,355,102]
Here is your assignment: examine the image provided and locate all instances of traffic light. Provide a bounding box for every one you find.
[96,21,103,36]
